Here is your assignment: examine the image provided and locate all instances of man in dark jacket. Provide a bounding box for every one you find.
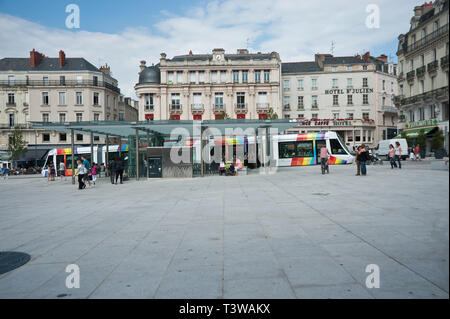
[115,158,124,184]
[108,159,115,184]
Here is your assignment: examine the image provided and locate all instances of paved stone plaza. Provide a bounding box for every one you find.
[0,161,448,299]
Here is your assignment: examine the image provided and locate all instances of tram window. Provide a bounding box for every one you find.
[330,139,346,155]
[279,141,313,158]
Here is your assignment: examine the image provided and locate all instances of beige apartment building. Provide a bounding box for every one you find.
[118,94,139,122]
[282,52,398,148]
[396,0,449,153]
[396,0,449,154]
[135,48,282,121]
[0,49,120,161]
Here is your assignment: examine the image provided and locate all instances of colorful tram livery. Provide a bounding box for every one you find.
[273,132,354,167]
[42,145,129,177]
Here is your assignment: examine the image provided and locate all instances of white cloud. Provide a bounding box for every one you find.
[0,0,418,98]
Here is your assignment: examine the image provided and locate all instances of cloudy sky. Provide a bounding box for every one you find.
[0,0,419,98]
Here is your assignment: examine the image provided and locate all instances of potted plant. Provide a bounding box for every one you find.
[416,129,427,158]
[431,129,446,159]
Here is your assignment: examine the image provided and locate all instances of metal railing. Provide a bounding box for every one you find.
[406,70,415,80]
[213,103,225,110]
[427,60,439,72]
[169,103,182,110]
[416,65,426,77]
[399,86,449,106]
[191,103,204,110]
[235,103,247,110]
[405,24,449,53]
[442,55,449,68]
[256,103,269,109]
[382,105,399,113]
[0,79,120,93]
[283,104,290,111]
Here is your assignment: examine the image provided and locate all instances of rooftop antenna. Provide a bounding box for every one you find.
[330,41,335,55]
[246,38,251,50]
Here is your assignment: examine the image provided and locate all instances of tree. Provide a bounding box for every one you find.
[416,129,427,149]
[400,131,412,146]
[7,128,27,168]
[219,111,230,119]
[266,108,278,120]
[431,129,444,151]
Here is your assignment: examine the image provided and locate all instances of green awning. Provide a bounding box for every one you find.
[396,126,438,138]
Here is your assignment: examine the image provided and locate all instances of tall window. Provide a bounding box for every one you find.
[346,66,352,71]
[263,70,270,83]
[346,113,354,119]
[363,78,368,87]
[76,113,83,122]
[297,96,304,109]
[242,70,248,83]
[214,93,224,108]
[312,95,318,108]
[119,112,125,121]
[167,72,174,84]
[7,93,14,104]
[419,107,425,121]
[347,95,353,105]
[233,70,239,83]
[382,96,386,106]
[94,113,100,122]
[297,79,303,90]
[177,71,183,84]
[145,93,154,110]
[42,92,49,105]
[333,113,340,119]
[76,92,83,105]
[362,112,370,120]
[8,75,14,86]
[189,71,196,84]
[311,79,317,90]
[332,79,338,88]
[255,70,261,83]
[220,71,227,83]
[59,92,66,105]
[333,95,339,106]
[192,93,202,109]
[198,71,205,83]
[211,71,218,83]
[42,113,49,122]
[93,92,99,105]
[171,93,181,108]
[382,80,386,90]
[283,96,290,108]
[59,113,66,123]
[236,92,245,108]
[363,94,369,105]
[9,114,15,127]
[59,75,65,85]
[347,78,352,88]
[257,92,268,108]
[284,79,290,90]
[93,76,98,86]
[43,76,49,85]
[76,76,82,84]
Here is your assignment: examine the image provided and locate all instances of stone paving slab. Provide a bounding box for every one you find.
[0,161,448,299]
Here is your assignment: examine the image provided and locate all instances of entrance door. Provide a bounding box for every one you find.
[148,157,162,178]
[316,140,326,164]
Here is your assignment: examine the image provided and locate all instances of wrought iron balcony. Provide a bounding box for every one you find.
[0,79,120,93]
[235,103,247,110]
[283,104,290,111]
[427,60,439,73]
[405,24,449,54]
[398,86,449,106]
[169,103,182,110]
[406,70,415,81]
[382,105,399,113]
[213,103,225,110]
[416,65,426,77]
[441,55,449,69]
[256,103,269,109]
[191,103,204,110]
[5,103,16,107]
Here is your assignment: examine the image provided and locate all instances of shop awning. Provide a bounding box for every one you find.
[396,126,438,138]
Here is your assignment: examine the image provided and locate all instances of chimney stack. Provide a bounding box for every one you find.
[362,51,371,61]
[30,49,45,68]
[140,60,146,72]
[377,54,388,62]
[59,50,66,67]
[315,53,330,68]
[100,64,110,75]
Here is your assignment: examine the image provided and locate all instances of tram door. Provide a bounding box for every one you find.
[315,140,327,164]
[148,157,162,178]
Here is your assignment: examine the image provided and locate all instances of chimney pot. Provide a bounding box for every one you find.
[59,50,66,67]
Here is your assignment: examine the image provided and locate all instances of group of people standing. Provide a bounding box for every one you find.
[107,158,124,184]
[76,156,98,190]
[354,144,370,176]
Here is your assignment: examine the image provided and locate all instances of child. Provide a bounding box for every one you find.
[409,149,415,161]
[91,163,97,186]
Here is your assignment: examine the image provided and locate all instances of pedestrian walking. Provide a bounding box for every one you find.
[388,144,397,169]
[115,158,123,184]
[357,144,369,176]
[319,145,330,175]
[91,162,97,186]
[394,141,402,169]
[59,161,66,181]
[219,157,225,176]
[2,166,8,180]
[108,159,115,184]
[81,156,91,187]
[48,163,55,181]
[355,146,362,176]
[76,160,86,190]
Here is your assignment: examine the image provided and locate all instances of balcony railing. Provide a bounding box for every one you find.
[441,55,449,68]
[394,95,404,105]
[5,103,16,107]
[213,103,225,110]
[169,103,182,110]
[0,79,120,93]
[416,65,426,77]
[191,103,204,110]
[235,103,247,110]
[297,105,304,110]
[427,60,439,73]
[406,70,415,80]
[399,86,449,106]
[405,24,449,54]
[311,103,319,109]
[382,105,399,113]
[256,103,269,109]
[283,104,290,111]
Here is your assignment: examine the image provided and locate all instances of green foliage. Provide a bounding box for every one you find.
[266,108,278,120]
[416,129,427,148]
[7,128,27,165]
[431,129,444,150]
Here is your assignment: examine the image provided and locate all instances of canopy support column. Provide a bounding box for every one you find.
[71,129,75,185]
[106,135,109,176]
[90,131,94,166]
[136,128,140,181]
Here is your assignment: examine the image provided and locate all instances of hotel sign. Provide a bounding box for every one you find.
[325,88,373,94]
[290,119,354,126]
[405,119,438,128]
